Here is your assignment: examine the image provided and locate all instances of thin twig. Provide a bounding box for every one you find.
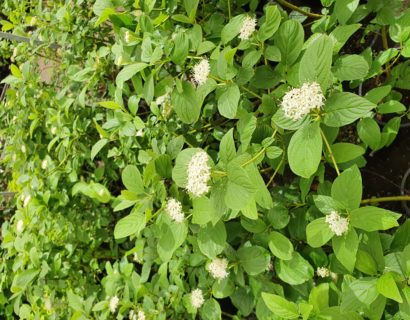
[320,128,340,176]
[275,0,322,19]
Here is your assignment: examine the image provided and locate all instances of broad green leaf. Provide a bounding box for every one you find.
[224,163,256,210]
[328,143,365,164]
[288,122,322,178]
[299,34,333,91]
[357,118,381,150]
[122,165,144,194]
[114,211,145,239]
[364,85,392,104]
[377,272,402,303]
[261,293,299,319]
[200,298,222,320]
[198,222,226,259]
[192,196,214,225]
[268,231,294,260]
[157,221,187,262]
[237,246,270,275]
[309,283,329,313]
[250,65,281,89]
[116,63,148,88]
[258,5,281,41]
[171,81,202,124]
[350,206,400,231]
[333,55,369,81]
[332,228,359,272]
[272,108,310,131]
[219,128,236,164]
[221,14,245,44]
[355,249,378,275]
[323,92,376,127]
[313,195,346,214]
[218,84,240,119]
[334,0,359,24]
[341,278,379,312]
[275,20,304,66]
[329,23,361,53]
[331,165,362,210]
[91,138,108,160]
[378,100,406,114]
[171,32,189,65]
[306,218,334,248]
[275,252,314,285]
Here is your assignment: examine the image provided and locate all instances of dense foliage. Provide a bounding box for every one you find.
[1,0,410,319]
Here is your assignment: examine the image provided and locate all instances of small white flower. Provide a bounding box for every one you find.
[129,310,137,320]
[281,82,325,121]
[16,220,24,234]
[316,267,330,278]
[21,145,26,153]
[155,94,169,106]
[137,310,145,320]
[192,59,210,85]
[23,195,31,207]
[133,252,139,262]
[51,127,57,135]
[325,211,349,236]
[191,288,205,309]
[41,159,48,169]
[136,129,144,137]
[44,297,52,311]
[239,16,257,40]
[207,258,229,280]
[166,198,184,223]
[109,296,119,313]
[186,151,211,197]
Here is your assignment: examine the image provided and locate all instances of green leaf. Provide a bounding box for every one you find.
[268,231,294,260]
[258,5,281,41]
[171,32,189,65]
[224,163,256,210]
[313,195,345,214]
[200,298,221,320]
[328,143,365,164]
[299,34,333,91]
[261,293,299,319]
[275,252,314,285]
[323,92,376,127]
[122,165,144,194]
[306,217,334,248]
[250,65,281,89]
[91,138,108,160]
[237,246,270,275]
[378,100,406,114]
[192,196,213,225]
[114,211,145,239]
[357,118,381,150]
[219,128,236,164]
[377,272,403,303]
[331,165,362,210]
[272,108,310,131]
[333,54,369,81]
[350,206,400,231]
[221,14,245,44]
[309,283,329,313]
[288,122,322,178]
[172,81,202,124]
[116,63,148,88]
[341,278,379,312]
[172,148,205,188]
[334,0,359,24]
[329,23,361,53]
[198,222,226,259]
[157,221,187,262]
[355,249,378,275]
[332,228,359,272]
[275,20,304,66]
[364,85,392,104]
[217,84,240,119]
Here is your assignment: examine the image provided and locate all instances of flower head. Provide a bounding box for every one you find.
[281,82,325,121]
[190,288,205,309]
[166,198,184,223]
[41,159,48,169]
[137,310,145,320]
[325,211,349,236]
[192,59,210,85]
[109,296,119,313]
[316,267,330,278]
[23,195,31,208]
[207,258,229,280]
[186,151,211,197]
[239,16,257,40]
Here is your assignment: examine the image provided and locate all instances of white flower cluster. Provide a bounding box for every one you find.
[239,16,257,40]
[166,198,184,223]
[191,288,205,309]
[316,267,330,278]
[16,220,24,234]
[109,296,119,313]
[129,310,145,320]
[186,151,211,197]
[281,82,325,121]
[325,211,349,236]
[207,258,229,280]
[192,59,210,85]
